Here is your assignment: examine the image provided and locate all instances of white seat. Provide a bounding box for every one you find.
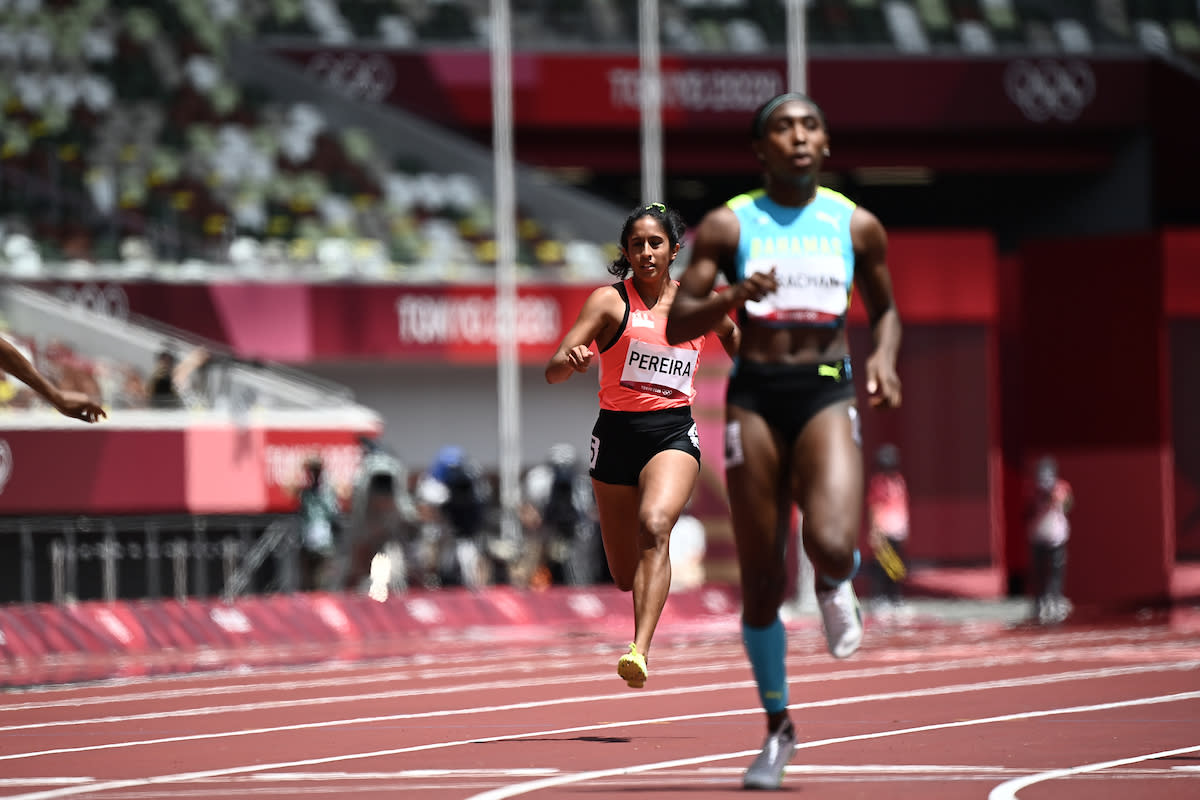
[1055,19,1094,53]
[883,1,933,53]
[957,20,996,53]
[726,19,768,52]
[1135,19,1172,54]
[379,15,416,46]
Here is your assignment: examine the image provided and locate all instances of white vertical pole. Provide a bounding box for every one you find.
[491,0,522,550]
[639,0,663,204]
[786,0,816,612]
[785,0,808,93]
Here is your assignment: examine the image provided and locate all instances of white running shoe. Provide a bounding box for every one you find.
[817,580,863,659]
[743,719,797,790]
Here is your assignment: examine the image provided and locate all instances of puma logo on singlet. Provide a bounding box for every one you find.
[816,210,841,230]
[818,363,842,380]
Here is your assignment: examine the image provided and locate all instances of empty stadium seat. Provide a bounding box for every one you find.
[2,0,1198,280]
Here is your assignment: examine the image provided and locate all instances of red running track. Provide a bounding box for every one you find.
[2,606,1199,799]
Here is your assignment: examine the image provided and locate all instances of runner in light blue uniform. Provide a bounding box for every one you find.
[666,92,903,791]
[726,186,856,329]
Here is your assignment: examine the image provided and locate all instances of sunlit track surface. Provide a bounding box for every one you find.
[2,610,1199,799]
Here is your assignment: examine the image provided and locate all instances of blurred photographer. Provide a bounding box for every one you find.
[342,436,420,596]
[1027,455,1074,625]
[414,445,495,588]
[295,455,341,591]
[519,443,600,588]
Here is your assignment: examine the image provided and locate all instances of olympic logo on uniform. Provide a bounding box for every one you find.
[1004,59,1096,123]
[305,52,396,103]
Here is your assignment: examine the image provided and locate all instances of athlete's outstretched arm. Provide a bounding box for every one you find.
[545,285,620,384]
[851,206,902,408]
[714,312,741,360]
[0,336,106,422]
[666,205,773,345]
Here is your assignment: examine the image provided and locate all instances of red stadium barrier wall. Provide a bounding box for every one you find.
[271,50,1189,174]
[1007,233,1174,610]
[0,429,189,515]
[277,50,1151,133]
[1165,228,1200,317]
[1166,229,1200,559]
[37,230,997,363]
[0,423,378,516]
[0,585,741,687]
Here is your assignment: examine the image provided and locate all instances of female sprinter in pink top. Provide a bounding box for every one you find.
[546,203,739,688]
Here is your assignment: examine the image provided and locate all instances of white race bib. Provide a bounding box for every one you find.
[745,254,849,324]
[620,340,698,400]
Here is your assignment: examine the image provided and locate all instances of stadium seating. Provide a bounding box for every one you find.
[0,0,597,279]
[235,0,1200,58]
[0,0,1196,280]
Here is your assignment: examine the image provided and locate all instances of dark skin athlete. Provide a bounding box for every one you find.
[666,97,901,733]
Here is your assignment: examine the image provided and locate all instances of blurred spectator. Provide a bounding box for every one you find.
[866,443,911,620]
[147,346,215,409]
[342,436,420,596]
[112,363,151,409]
[1027,455,1074,625]
[146,349,184,409]
[295,454,341,591]
[518,443,601,588]
[414,445,496,588]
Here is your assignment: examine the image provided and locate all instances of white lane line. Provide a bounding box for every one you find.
[4,626,1185,709]
[987,744,1200,799]
[5,630,1191,719]
[0,652,1028,731]
[2,660,1196,763]
[465,691,1200,800]
[6,643,1197,734]
[246,769,559,780]
[0,718,758,800]
[3,681,1197,800]
[0,640,770,713]
[0,651,624,711]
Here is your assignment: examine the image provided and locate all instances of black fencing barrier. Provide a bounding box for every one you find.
[0,515,299,605]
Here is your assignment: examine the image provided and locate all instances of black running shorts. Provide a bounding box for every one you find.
[726,356,857,445]
[589,406,701,486]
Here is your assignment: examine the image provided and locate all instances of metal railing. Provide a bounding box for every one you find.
[0,515,299,605]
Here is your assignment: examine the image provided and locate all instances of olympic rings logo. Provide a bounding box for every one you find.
[304,52,397,103]
[1004,59,1096,123]
[0,440,12,497]
[55,283,129,320]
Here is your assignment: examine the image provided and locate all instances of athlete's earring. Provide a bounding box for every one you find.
[822,147,830,157]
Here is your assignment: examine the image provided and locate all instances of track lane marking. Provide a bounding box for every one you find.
[3,660,1197,761]
[5,646,1197,734]
[465,692,1200,799]
[987,744,1200,799]
[3,674,1198,798]
[3,626,1182,708]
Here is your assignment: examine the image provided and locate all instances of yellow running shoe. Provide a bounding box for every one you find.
[617,643,647,688]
